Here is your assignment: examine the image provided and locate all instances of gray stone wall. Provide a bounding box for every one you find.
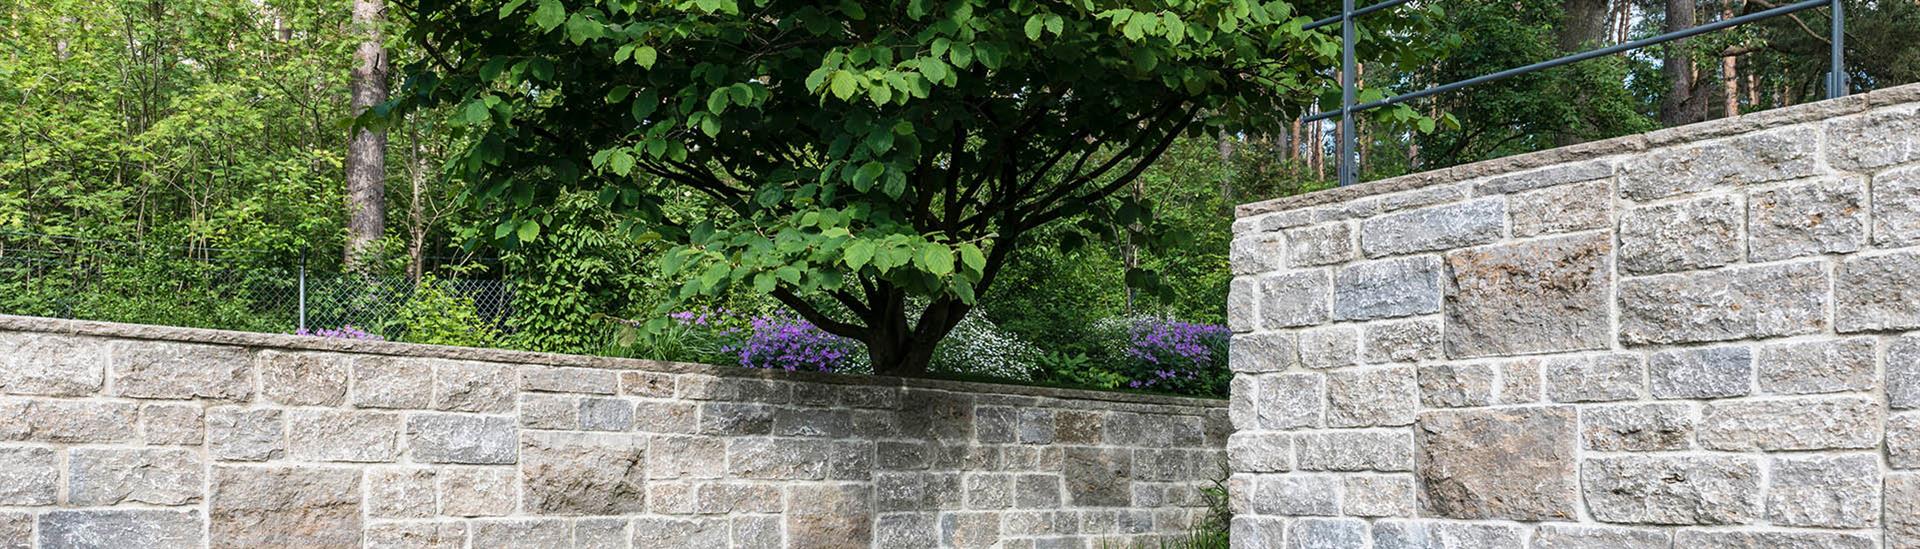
[0,315,1226,549]
[1227,83,1920,548]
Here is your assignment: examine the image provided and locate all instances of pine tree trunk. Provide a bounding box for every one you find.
[1720,6,1740,118]
[345,0,388,271]
[1658,0,1706,126]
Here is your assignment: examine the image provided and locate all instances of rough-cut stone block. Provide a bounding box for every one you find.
[1893,413,1920,469]
[206,407,282,461]
[620,371,675,397]
[1748,176,1867,261]
[1359,198,1505,258]
[1544,354,1644,403]
[519,393,578,430]
[1619,262,1828,345]
[649,435,725,479]
[1232,516,1286,548]
[701,402,778,436]
[1474,160,1614,195]
[727,515,780,548]
[439,467,517,517]
[1227,432,1291,473]
[1297,430,1412,472]
[1064,448,1132,507]
[521,366,617,394]
[1444,233,1611,357]
[1618,126,1821,200]
[1580,403,1693,451]
[787,483,873,549]
[111,341,252,401]
[1582,455,1759,525]
[1415,407,1578,521]
[1673,530,1874,549]
[1826,104,1920,171]
[1757,337,1875,394]
[1286,223,1355,267]
[1529,525,1670,548]
[1766,454,1880,528]
[1298,325,1359,369]
[433,360,517,413]
[0,512,22,549]
[1363,318,1441,364]
[350,356,433,409]
[1896,335,1920,410]
[286,409,400,462]
[875,513,937,549]
[1835,251,1920,332]
[1012,473,1060,508]
[1698,397,1880,451]
[1229,332,1298,373]
[1231,232,1287,275]
[256,350,349,406]
[1334,256,1442,321]
[139,403,203,445]
[68,448,202,506]
[1259,270,1332,329]
[940,512,1001,548]
[2,335,104,396]
[364,522,465,549]
[1253,474,1338,516]
[1649,346,1752,399]
[1417,363,1493,408]
[1258,373,1324,430]
[0,399,136,443]
[1349,184,1470,218]
[1286,517,1368,549]
[695,481,783,514]
[471,519,571,548]
[408,413,517,464]
[729,437,832,480]
[1874,165,1920,246]
[1891,474,1920,549]
[1054,410,1102,445]
[632,517,726,547]
[210,466,360,549]
[633,400,698,433]
[1617,194,1744,274]
[521,431,646,514]
[40,510,203,549]
[1343,475,1415,517]
[1510,180,1612,237]
[1327,367,1417,427]
[1229,376,1257,430]
[1228,278,1258,333]
[0,447,56,505]
[1371,520,1524,549]
[1494,359,1542,404]
[365,467,435,518]
[963,473,1013,509]
[579,397,635,431]
[974,406,1016,443]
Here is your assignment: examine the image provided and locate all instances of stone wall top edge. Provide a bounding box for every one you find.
[1232,81,1920,219]
[0,314,1224,409]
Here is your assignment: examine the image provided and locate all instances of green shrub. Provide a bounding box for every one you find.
[391,276,501,347]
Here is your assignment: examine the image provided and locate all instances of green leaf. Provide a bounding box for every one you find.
[844,241,876,270]
[828,71,857,100]
[632,46,658,68]
[1418,117,1437,133]
[949,43,973,67]
[753,272,776,293]
[516,220,541,242]
[919,244,954,276]
[698,114,720,137]
[707,88,730,114]
[608,149,635,176]
[532,0,565,32]
[463,100,491,124]
[1046,15,1064,35]
[867,84,892,105]
[605,85,631,104]
[498,0,528,18]
[630,90,659,122]
[957,243,986,274]
[1025,15,1044,40]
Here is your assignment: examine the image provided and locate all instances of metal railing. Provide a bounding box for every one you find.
[1311,0,1849,187]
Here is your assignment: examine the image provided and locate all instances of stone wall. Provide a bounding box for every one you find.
[1226,82,1920,548]
[0,315,1227,549]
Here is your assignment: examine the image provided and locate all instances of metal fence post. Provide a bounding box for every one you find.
[298,251,307,332]
[1827,0,1846,98]
[1338,0,1358,187]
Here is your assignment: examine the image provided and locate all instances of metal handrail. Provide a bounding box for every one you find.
[1309,0,1848,186]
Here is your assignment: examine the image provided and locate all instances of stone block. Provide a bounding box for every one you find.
[579,397,635,431]
[1891,474,1920,549]
[1826,104,1920,171]
[1494,359,1542,404]
[875,513,938,549]
[0,399,136,443]
[2,334,105,396]
[1698,397,1879,451]
[1619,262,1828,345]
[633,400,698,433]
[786,483,873,549]
[577,519,631,549]
[365,467,435,518]
[1064,448,1132,507]
[631,517,726,547]
[1581,455,1759,525]
[1298,325,1359,369]
[1362,318,1441,364]
[1529,525,1670,548]
[1257,373,1324,430]
[1510,180,1612,237]
[1580,403,1693,451]
[408,413,517,464]
[471,519,571,548]
[699,402,776,435]
[1297,430,1413,472]
[520,365,617,394]
[1544,354,1645,403]
[68,448,201,506]
[1371,520,1524,549]
[1343,475,1415,517]
[1766,454,1880,528]
[139,403,204,445]
[256,350,349,406]
[519,393,579,429]
[1286,222,1355,267]
[1673,530,1874,549]
[1873,165,1920,246]
[1228,278,1258,333]
[619,371,675,397]
[1414,407,1578,521]
[1232,517,1286,548]
[1349,184,1471,217]
[1649,346,1753,399]
[1327,367,1417,427]
[0,447,56,505]
[1285,517,1368,549]
[1893,413,1920,469]
[729,437,832,480]
[728,515,781,548]
[0,512,21,549]
[111,341,252,401]
[40,510,202,549]
[1444,233,1612,357]
[1418,363,1493,408]
[1229,332,1298,373]
[350,356,433,409]
[1253,474,1338,516]
[975,406,1016,443]
[1016,409,1055,445]
[1013,473,1061,508]
[1054,410,1103,445]
[209,465,360,549]
[1757,337,1875,394]
[286,409,400,462]
[1334,256,1443,321]
[1618,126,1821,200]
[364,522,466,549]
[206,407,282,461]
[1835,251,1920,332]
[521,431,646,514]
[941,512,1001,548]
[1748,176,1867,260]
[647,435,725,479]
[1259,270,1333,328]
[439,467,518,517]
[695,481,783,514]
[963,473,1014,509]
[433,360,517,413]
[1359,198,1505,257]
[1475,160,1614,195]
[1617,194,1744,274]
[1895,335,1920,409]
[1231,232,1287,275]
[1227,432,1291,473]
[1229,376,1258,430]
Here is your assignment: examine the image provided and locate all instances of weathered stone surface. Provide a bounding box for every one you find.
[1343,475,1415,517]
[68,448,202,506]
[579,397,635,431]
[40,510,203,549]
[620,371,676,397]
[1757,337,1875,394]
[1231,232,1287,275]
[788,483,873,549]
[0,512,23,549]
[1617,194,1745,274]
[0,447,57,505]
[1874,165,1920,246]
[727,515,780,548]
[521,365,618,394]
[521,431,646,514]
[364,467,435,518]
[940,512,1001,548]
[1334,256,1443,321]
[974,406,1016,443]
[206,407,283,461]
[1544,354,1644,403]
[649,435,725,479]
[1893,413,1920,469]
[1349,184,1471,218]
[633,400,698,433]
[111,341,252,401]
[1372,520,1524,549]
[1285,517,1368,549]
[1474,160,1614,196]
[1494,359,1542,404]
[1286,222,1355,267]
[519,393,579,430]
[1258,270,1332,328]
[1835,251,1920,332]
[0,399,136,443]
[1232,516,1286,548]
[1417,363,1493,408]
[1015,409,1055,445]
[433,360,517,413]
[1895,335,1920,410]
[139,403,204,445]
[350,356,433,409]
[1228,277,1258,333]
[287,409,400,462]
[1826,104,1920,171]
[1327,367,1418,427]
[408,413,518,464]
[1359,198,1505,258]
[1013,473,1061,508]
[875,513,937,549]
[1698,397,1880,451]
[1672,530,1875,549]
[1298,325,1359,369]
[1618,261,1828,345]
[1766,454,1880,528]
[1415,407,1578,521]
[1530,525,1670,548]
[1064,448,1132,507]
[1227,432,1291,473]
[1748,176,1867,261]
[693,481,783,514]
[2,335,105,396]
[363,522,465,549]
[471,519,571,548]
[1054,410,1102,445]
[256,350,349,406]
[209,466,360,549]
[1253,474,1338,516]
[438,467,517,517]
[1649,346,1752,399]
[1618,126,1821,200]
[1580,403,1693,451]
[1229,332,1298,373]
[1891,474,1920,549]
[1581,455,1759,525]
[962,473,1013,509]
[730,437,832,480]
[1444,233,1612,357]
[1258,373,1324,430]
[1297,430,1412,472]
[1510,180,1612,237]
[631,517,726,547]
[1363,318,1442,364]
[1229,376,1258,430]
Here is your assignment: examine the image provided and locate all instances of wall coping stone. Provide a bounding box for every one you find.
[1234,81,1920,219]
[0,314,1224,408]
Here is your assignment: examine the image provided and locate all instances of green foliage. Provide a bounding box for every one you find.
[392,276,503,346]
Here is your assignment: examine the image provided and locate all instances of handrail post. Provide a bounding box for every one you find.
[1827,0,1846,98]
[298,251,308,332]
[1338,0,1357,187]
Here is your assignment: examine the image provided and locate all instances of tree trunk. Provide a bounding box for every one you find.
[1720,5,1741,118]
[1558,0,1612,52]
[1658,0,1706,126]
[345,0,388,271]
[406,118,427,282]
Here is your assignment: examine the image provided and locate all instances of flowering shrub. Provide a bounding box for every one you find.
[1121,318,1230,395]
[293,325,384,341]
[930,313,1040,381]
[726,315,866,373]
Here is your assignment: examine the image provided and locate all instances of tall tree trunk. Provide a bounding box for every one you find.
[1658,0,1706,125]
[1720,5,1740,118]
[1558,0,1612,52]
[345,0,388,270]
[406,118,428,282]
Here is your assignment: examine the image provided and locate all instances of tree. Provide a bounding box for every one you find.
[346,0,389,269]
[1658,0,1706,125]
[388,0,1438,376]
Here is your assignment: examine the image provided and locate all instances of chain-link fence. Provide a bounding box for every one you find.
[0,230,512,338]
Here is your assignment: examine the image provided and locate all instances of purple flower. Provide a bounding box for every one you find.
[733,314,859,373]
